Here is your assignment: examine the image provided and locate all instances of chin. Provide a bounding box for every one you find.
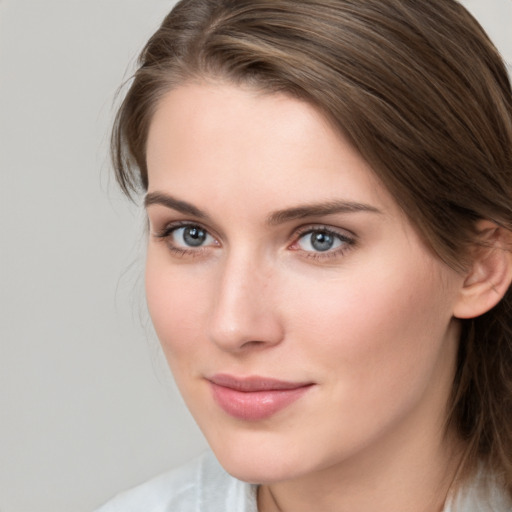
[205,429,320,485]
[215,449,299,484]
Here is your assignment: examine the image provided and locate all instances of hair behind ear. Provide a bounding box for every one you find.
[449,222,512,495]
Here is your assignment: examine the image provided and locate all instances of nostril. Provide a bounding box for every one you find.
[240,339,268,350]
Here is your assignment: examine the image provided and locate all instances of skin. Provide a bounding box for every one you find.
[144,82,469,512]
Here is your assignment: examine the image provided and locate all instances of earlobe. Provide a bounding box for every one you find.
[453,222,512,319]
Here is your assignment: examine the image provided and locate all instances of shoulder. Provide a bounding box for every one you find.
[444,469,512,512]
[94,451,257,512]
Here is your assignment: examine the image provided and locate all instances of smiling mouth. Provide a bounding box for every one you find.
[207,374,315,421]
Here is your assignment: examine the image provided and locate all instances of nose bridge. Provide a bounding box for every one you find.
[208,247,282,351]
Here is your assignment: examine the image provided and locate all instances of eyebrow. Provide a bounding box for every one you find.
[266,200,381,225]
[144,192,210,219]
[144,192,381,225]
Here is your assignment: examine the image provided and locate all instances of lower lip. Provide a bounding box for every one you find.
[209,382,313,421]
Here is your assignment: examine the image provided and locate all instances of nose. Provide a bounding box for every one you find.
[207,252,284,353]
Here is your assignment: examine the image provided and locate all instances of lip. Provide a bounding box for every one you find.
[208,374,314,421]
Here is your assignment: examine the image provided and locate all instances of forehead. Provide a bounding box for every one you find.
[146,82,397,216]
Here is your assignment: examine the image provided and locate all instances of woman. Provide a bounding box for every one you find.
[97,0,512,510]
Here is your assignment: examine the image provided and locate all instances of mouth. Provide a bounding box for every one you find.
[207,374,315,421]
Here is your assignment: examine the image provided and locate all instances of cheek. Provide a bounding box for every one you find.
[276,263,460,458]
[145,250,210,362]
[282,257,458,394]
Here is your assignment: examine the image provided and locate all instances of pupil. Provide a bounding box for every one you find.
[311,232,333,252]
[183,227,206,247]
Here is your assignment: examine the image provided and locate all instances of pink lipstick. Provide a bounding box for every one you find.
[208,374,314,421]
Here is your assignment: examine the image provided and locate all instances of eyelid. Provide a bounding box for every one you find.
[292,223,356,244]
[146,205,226,240]
[152,220,218,241]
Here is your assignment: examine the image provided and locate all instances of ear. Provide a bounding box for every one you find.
[453,221,512,319]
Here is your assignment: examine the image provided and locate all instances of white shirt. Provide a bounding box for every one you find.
[95,452,257,512]
[95,451,512,512]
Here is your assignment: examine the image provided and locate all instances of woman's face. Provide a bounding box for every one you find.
[145,83,465,484]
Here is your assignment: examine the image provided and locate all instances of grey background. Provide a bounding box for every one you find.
[0,1,511,511]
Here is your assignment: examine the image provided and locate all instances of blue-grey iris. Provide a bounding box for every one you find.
[310,232,334,252]
[183,226,207,247]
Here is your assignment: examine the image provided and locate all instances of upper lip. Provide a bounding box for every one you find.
[208,374,314,392]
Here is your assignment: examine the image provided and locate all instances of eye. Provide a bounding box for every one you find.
[291,227,355,258]
[152,222,219,256]
[298,230,343,252]
[169,225,216,248]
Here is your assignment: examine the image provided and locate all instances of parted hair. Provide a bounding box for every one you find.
[112,0,512,495]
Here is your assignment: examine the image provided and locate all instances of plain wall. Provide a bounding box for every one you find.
[0,1,511,511]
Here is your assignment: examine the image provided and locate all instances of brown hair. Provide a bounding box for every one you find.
[112,0,512,495]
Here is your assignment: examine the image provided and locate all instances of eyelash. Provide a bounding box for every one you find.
[152,221,356,261]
